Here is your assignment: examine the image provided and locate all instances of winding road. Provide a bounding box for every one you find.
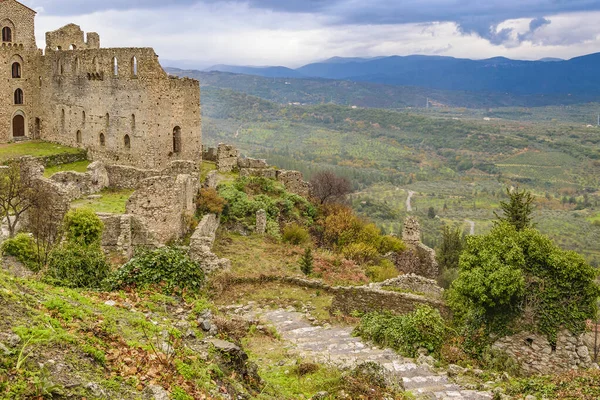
[465,220,475,235]
[406,191,416,212]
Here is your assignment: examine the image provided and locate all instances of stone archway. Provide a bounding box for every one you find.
[12,114,25,137]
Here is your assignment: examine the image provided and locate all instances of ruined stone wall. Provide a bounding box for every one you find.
[330,286,450,318]
[38,47,201,169]
[45,24,99,51]
[0,1,41,143]
[105,164,160,189]
[188,213,230,274]
[389,216,439,279]
[372,274,444,300]
[1,2,202,169]
[276,170,310,198]
[492,330,593,375]
[216,144,239,172]
[125,174,198,243]
[98,213,157,258]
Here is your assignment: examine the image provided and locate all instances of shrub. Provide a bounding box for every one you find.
[282,223,310,245]
[1,233,38,271]
[312,254,368,285]
[366,259,398,282]
[378,235,406,254]
[299,248,314,275]
[46,242,111,288]
[448,222,600,342]
[355,306,447,358]
[196,188,226,215]
[341,242,379,264]
[266,219,281,240]
[63,208,104,246]
[107,247,205,295]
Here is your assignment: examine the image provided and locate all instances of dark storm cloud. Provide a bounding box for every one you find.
[24,0,600,44]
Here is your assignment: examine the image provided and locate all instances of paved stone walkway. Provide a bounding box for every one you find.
[258,308,492,400]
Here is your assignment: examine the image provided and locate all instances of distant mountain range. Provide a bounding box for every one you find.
[202,53,600,96]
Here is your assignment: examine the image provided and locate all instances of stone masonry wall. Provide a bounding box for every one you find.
[330,286,450,318]
[98,213,157,258]
[188,214,230,274]
[125,174,198,243]
[492,330,593,375]
[389,216,439,279]
[372,274,444,300]
[1,1,202,170]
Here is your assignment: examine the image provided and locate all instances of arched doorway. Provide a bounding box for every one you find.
[12,114,25,138]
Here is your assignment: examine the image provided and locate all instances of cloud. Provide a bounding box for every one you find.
[20,0,600,67]
[517,17,551,42]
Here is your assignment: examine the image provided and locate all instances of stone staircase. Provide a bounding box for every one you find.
[259,309,492,400]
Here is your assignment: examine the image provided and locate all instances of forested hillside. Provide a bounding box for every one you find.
[200,85,600,265]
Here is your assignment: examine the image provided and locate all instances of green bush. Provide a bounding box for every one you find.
[107,247,205,295]
[366,259,399,282]
[447,222,600,342]
[355,306,447,357]
[63,208,104,246]
[46,242,111,288]
[282,223,310,245]
[377,235,406,254]
[341,242,379,264]
[1,233,38,271]
[299,248,314,275]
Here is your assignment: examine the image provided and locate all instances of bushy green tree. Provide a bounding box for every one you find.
[494,187,535,231]
[447,222,599,342]
[436,225,465,288]
[63,208,104,246]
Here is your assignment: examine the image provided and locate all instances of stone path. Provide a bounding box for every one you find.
[258,308,492,400]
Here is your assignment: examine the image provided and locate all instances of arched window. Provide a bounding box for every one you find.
[82,111,86,126]
[61,109,65,129]
[105,113,110,128]
[124,135,131,149]
[99,133,105,147]
[131,114,136,131]
[69,44,76,50]
[11,62,21,78]
[2,27,11,42]
[14,89,23,105]
[173,126,182,154]
[113,57,118,76]
[76,130,82,144]
[131,56,138,76]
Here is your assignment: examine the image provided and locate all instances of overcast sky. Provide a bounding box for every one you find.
[20,0,600,68]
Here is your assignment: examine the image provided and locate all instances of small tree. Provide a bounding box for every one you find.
[494,187,535,231]
[427,207,436,219]
[299,248,314,275]
[436,225,465,288]
[0,161,33,237]
[310,171,352,205]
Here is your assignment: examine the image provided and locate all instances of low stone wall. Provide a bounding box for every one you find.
[237,157,268,169]
[492,330,593,375]
[372,274,444,300]
[188,214,230,274]
[38,150,88,168]
[217,274,449,318]
[239,168,277,179]
[330,286,450,318]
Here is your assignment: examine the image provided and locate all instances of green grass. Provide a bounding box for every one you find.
[0,141,82,162]
[200,161,217,182]
[43,161,90,177]
[71,189,134,214]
